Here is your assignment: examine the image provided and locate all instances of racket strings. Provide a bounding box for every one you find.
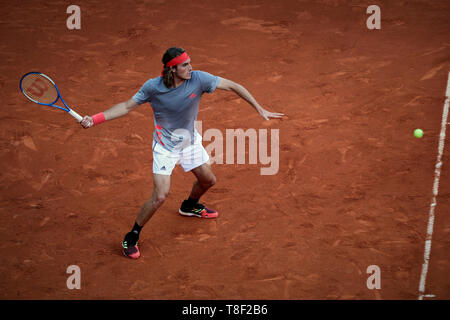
[22,73,58,104]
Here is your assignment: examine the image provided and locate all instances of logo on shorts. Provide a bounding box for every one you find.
[189,92,196,99]
[160,166,166,171]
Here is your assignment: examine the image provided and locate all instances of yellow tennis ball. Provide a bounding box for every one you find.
[414,129,424,138]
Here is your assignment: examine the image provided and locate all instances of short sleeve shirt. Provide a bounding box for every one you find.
[132,70,220,152]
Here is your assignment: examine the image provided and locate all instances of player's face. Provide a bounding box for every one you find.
[174,59,192,80]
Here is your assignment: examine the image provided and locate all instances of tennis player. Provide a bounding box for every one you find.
[80,47,284,259]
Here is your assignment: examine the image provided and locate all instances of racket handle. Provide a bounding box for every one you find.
[68,109,83,122]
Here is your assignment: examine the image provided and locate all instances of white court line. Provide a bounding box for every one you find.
[418,71,450,300]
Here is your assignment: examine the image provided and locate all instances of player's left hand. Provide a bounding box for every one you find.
[258,108,284,120]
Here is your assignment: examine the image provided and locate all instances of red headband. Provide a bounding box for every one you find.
[161,52,190,76]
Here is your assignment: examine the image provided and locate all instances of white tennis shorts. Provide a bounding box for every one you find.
[152,130,210,175]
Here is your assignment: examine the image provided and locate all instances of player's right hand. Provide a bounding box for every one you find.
[80,115,94,128]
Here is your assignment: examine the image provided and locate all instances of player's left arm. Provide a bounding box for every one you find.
[216,78,284,120]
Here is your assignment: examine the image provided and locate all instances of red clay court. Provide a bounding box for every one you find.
[1,0,449,299]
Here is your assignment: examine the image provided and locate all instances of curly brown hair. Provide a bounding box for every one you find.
[161,47,186,88]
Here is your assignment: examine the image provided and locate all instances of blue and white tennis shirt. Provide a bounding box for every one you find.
[132,71,220,152]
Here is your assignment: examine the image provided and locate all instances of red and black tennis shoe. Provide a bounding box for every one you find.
[122,241,140,259]
[179,201,219,219]
[122,232,141,259]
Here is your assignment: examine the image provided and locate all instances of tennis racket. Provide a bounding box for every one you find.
[19,72,83,122]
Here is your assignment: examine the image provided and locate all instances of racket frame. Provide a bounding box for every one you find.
[19,72,83,122]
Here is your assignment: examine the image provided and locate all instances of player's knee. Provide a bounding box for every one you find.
[155,194,166,204]
[154,190,169,204]
[205,175,216,188]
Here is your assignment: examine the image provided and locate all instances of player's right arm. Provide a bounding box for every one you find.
[80,98,139,128]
